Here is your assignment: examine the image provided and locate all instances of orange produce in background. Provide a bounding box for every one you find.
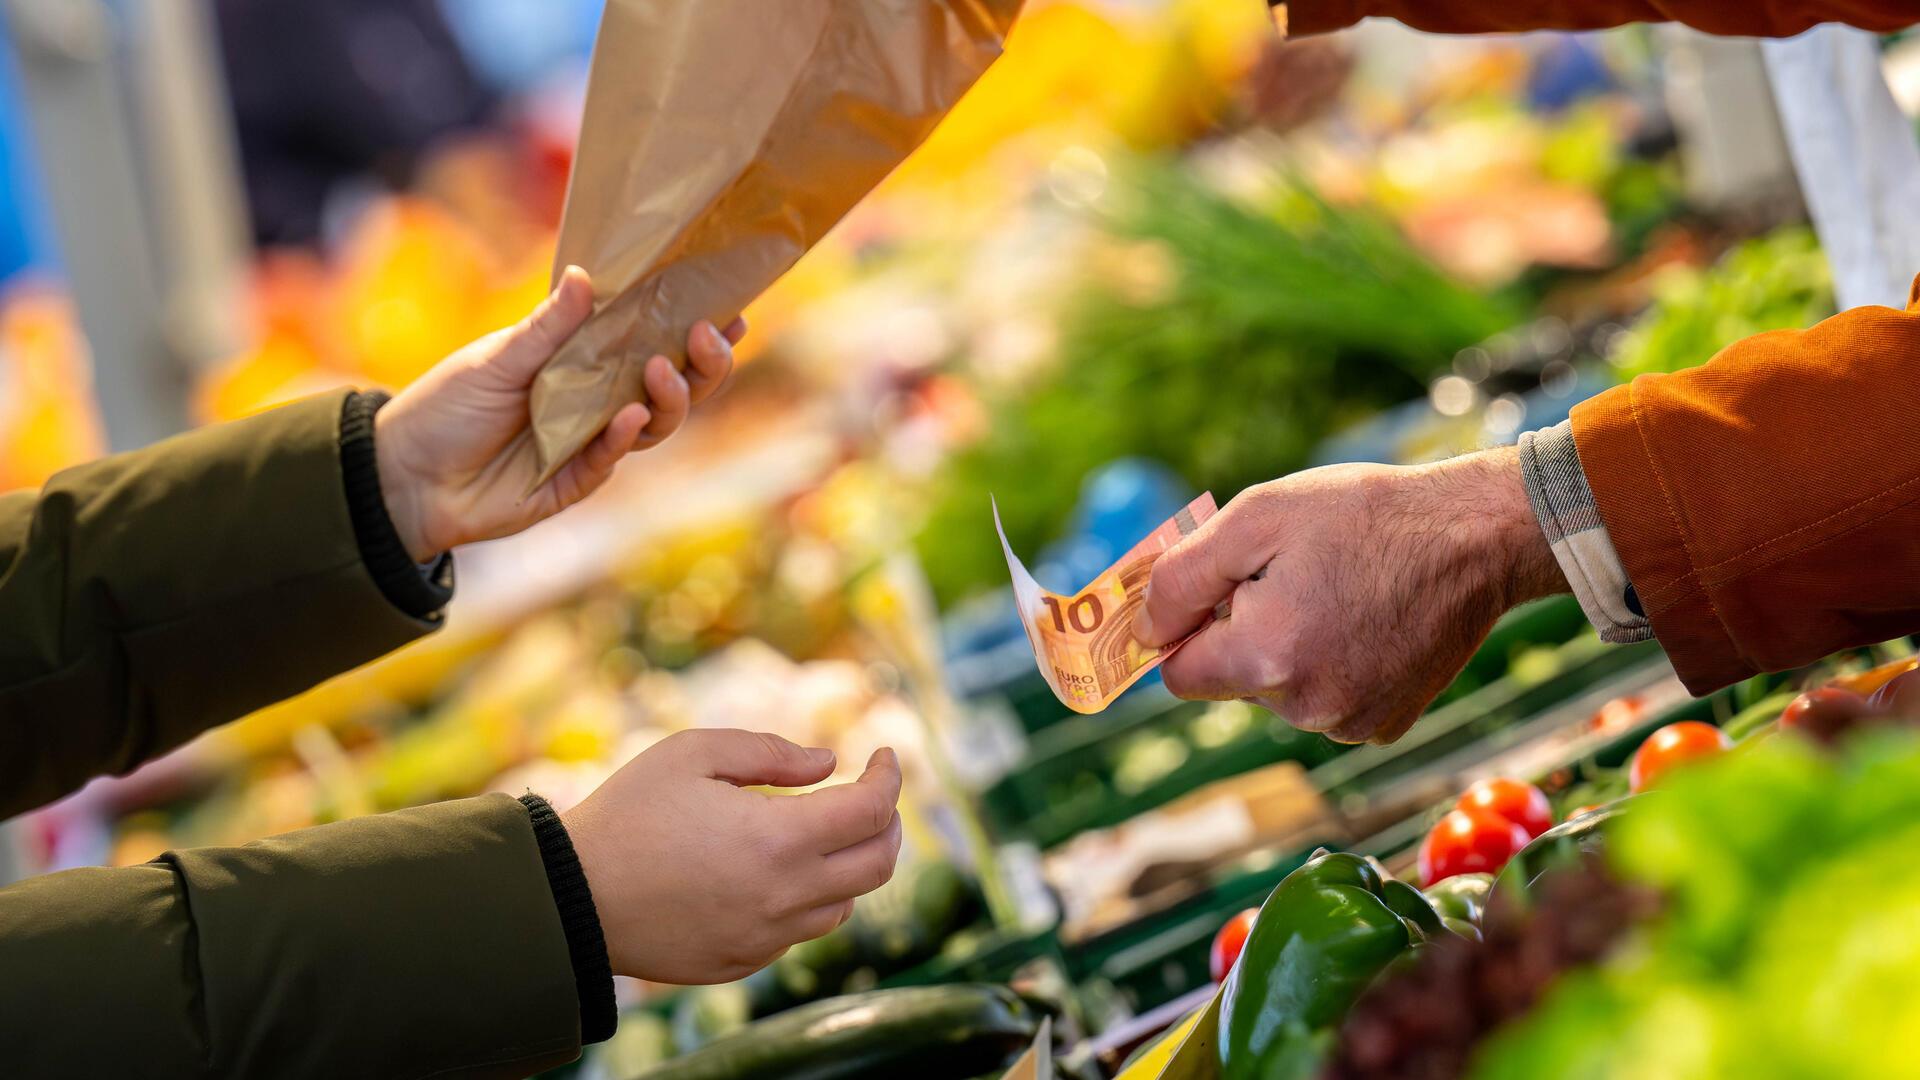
[201,197,564,422]
[0,283,106,490]
[1209,907,1258,982]
[328,199,500,388]
[1831,657,1920,697]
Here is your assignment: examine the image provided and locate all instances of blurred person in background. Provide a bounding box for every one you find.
[212,0,496,246]
[0,271,907,1077]
[1139,0,1920,743]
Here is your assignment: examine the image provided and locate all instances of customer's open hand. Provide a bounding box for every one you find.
[371,266,745,561]
[1136,447,1567,745]
[562,730,904,985]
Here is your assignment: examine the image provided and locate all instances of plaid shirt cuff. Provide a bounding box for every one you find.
[1518,420,1653,644]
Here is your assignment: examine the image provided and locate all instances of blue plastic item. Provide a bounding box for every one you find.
[0,33,57,283]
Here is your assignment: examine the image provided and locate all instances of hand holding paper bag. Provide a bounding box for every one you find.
[530,0,1027,484]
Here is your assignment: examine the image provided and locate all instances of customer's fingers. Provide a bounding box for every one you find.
[635,355,692,448]
[814,812,903,902]
[792,748,903,855]
[580,402,651,474]
[672,729,838,789]
[788,899,856,944]
[685,321,736,405]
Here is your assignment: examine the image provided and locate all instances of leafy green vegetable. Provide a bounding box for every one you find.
[917,163,1513,606]
[1471,732,1920,1078]
[1608,226,1832,381]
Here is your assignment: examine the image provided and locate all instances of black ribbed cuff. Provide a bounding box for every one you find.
[338,391,454,620]
[519,793,617,1045]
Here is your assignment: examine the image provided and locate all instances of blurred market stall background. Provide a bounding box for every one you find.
[1,1,1912,1076]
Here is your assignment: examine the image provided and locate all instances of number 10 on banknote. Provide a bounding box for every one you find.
[993,493,1219,714]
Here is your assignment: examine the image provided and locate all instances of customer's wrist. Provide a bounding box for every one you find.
[521,794,617,1044]
[371,403,440,563]
[339,392,454,619]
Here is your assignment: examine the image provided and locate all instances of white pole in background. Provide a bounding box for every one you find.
[2,0,186,450]
[1764,25,1920,312]
[125,0,250,371]
[1,0,250,453]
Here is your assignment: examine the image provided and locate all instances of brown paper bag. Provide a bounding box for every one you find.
[530,0,1026,484]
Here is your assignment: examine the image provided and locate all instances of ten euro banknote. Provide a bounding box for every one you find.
[994,493,1218,714]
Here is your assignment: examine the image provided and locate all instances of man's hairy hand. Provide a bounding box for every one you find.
[1136,446,1567,744]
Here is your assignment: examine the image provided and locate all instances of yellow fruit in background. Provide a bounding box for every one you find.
[888,3,1144,190]
[196,330,336,422]
[0,284,106,490]
[474,247,560,347]
[329,198,496,388]
[1175,0,1272,88]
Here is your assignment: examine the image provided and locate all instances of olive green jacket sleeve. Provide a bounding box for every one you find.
[0,391,430,816]
[1,795,585,1078]
[1,394,594,1076]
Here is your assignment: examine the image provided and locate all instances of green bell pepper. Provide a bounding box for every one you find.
[1218,850,1439,1080]
[1492,799,1632,909]
[1423,872,1494,926]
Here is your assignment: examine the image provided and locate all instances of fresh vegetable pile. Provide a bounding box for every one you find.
[1315,664,1920,1079]
[1189,848,1502,1079]
[1326,858,1653,1080]
[1473,726,1920,1078]
[1607,225,1832,381]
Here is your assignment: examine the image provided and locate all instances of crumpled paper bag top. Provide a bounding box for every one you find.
[530,0,1025,485]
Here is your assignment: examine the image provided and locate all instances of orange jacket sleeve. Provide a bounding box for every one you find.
[1569,278,1920,693]
[1281,0,1920,37]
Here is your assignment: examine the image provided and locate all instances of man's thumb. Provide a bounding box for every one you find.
[685,729,837,789]
[1136,505,1266,647]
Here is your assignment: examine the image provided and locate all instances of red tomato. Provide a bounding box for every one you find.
[1588,695,1646,734]
[1779,686,1879,743]
[1868,669,1920,720]
[1628,721,1730,793]
[1209,908,1258,982]
[1418,809,1531,887]
[1456,778,1554,839]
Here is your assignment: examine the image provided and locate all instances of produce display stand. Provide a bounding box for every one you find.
[974,596,1597,853]
[1035,628,1669,1016]
[1057,843,1320,1016]
[977,691,1341,853]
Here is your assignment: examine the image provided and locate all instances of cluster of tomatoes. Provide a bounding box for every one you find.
[1418,720,1734,887]
[1206,721,1740,977]
[1204,662,1920,980]
[1415,777,1554,887]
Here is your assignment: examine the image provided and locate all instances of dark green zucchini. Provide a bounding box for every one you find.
[632,984,1036,1080]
